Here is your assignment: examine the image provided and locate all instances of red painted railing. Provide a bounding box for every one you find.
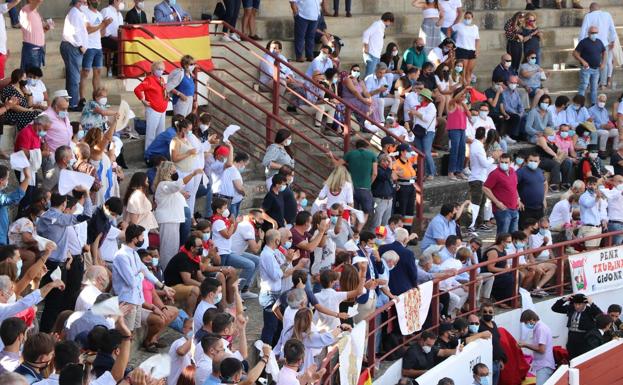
[118,21,425,229]
[318,230,623,385]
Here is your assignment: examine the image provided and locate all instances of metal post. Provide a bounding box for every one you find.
[468,269,477,311]
[344,107,352,153]
[367,315,377,377]
[431,282,440,327]
[267,58,280,147]
[511,254,519,308]
[555,245,565,296]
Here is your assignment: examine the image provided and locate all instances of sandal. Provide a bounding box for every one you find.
[142,343,159,353]
[155,340,168,349]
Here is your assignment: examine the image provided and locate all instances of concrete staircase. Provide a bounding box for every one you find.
[5,0,621,220]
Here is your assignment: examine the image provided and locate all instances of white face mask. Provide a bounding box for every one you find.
[616,184,623,191]
[222,209,230,218]
[137,1,144,9]
[97,97,108,106]
[597,102,606,108]
[188,64,196,72]
[284,138,292,146]
[422,345,432,353]
[200,123,210,132]
[117,1,125,11]
[508,83,518,90]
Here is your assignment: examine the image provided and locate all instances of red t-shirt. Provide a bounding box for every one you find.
[483,167,518,212]
[291,227,311,265]
[14,124,41,152]
[134,74,168,113]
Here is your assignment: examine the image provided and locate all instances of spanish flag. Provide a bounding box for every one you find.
[357,369,372,385]
[120,22,215,78]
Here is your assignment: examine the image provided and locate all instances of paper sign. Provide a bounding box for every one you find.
[347,304,359,318]
[50,266,62,281]
[116,100,132,132]
[34,234,56,251]
[10,151,29,170]
[223,125,241,142]
[345,205,365,224]
[343,239,358,252]
[254,340,280,381]
[139,354,171,379]
[91,296,124,317]
[58,169,95,195]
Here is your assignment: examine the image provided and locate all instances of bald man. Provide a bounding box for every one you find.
[580,3,616,88]
[573,26,606,105]
[75,265,109,311]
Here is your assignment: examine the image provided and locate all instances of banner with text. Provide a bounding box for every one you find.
[338,321,367,385]
[416,338,493,385]
[568,246,623,295]
[394,281,433,335]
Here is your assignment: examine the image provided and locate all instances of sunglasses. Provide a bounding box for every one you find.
[482,311,494,315]
[469,322,480,326]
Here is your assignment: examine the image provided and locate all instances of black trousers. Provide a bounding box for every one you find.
[567,331,587,359]
[539,158,562,185]
[504,113,521,139]
[506,40,523,72]
[469,181,486,227]
[519,207,544,230]
[39,255,84,332]
[101,36,118,76]
[393,184,415,229]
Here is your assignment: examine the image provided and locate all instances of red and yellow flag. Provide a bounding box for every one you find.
[357,369,372,385]
[120,22,215,78]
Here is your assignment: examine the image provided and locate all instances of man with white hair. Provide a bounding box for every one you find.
[44,92,72,153]
[134,61,168,150]
[378,227,418,296]
[0,372,28,385]
[579,2,617,89]
[600,175,623,245]
[75,265,109,311]
[0,275,65,323]
[588,94,619,157]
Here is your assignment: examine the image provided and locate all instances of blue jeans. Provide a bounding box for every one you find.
[494,209,519,235]
[259,291,280,344]
[448,129,466,174]
[179,206,192,247]
[413,131,436,176]
[536,367,554,385]
[293,15,318,59]
[20,42,45,70]
[7,0,18,26]
[492,360,501,385]
[440,27,457,42]
[60,41,83,107]
[608,221,623,245]
[364,53,380,78]
[578,67,600,105]
[229,201,241,218]
[221,252,260,289]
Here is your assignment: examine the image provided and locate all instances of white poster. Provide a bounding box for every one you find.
[394,281,433,335]
[338,321,367,385]
[416,338,493,385]
[568,246,623,295]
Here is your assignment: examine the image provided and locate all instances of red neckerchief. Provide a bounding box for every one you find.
[180,245,200,264]
[278,245,287,256]
[211,214,231,228]
[415,100,430,111]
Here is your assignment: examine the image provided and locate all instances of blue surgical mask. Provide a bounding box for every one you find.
[284,241,292,249]
[539,228,548,236]
[515,158,524,165]
[214,292,222,304]
[77,130,86,140]
[58,111,68,119]
[279,185,287,192]
[38,131,47,138]
[480,376,489,385]
[528,58,537,65]
[547,135,556,142]
[151,257,159,267]
[454,66,463,73]
[468,324,479,334]
[169,0,176,5]
[202,233,211,241]
[527,161,539,170]
[525,322,535,330]
[330,216,338,225]
[300,198,308,207]
[153,69,164,77]
[514,242,525,249]
[589,33,598,41]
[499,163,509,171]
[463,19,472,25]
[560,131,569,138]
[505,245,514,253]
[539,102,549,110]
[568,130,575,137]
[375,239,384,245]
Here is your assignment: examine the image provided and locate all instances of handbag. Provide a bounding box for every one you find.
[213,1,226,20]
[411,123,427,138]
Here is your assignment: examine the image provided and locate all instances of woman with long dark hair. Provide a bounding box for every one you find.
[262,129,295,191]
[486,233,515,308]
[123,172,157,250]
[503,12,525,71]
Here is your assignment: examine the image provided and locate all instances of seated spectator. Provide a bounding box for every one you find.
[588,93,618,158]
[341,64,372,128]
[611,143,623,176]
[535,128,575,190]
[305,45,334,78]
[434,62,459,118]
[0,317,27,373]
[554,124,578,177]
[472,363,490,385]
[163,235,203,316]
[434,322,461,364]
[80,87,118,131]
[25,67,48,109]
[549,193,579,233]
[365,62,399,123]
[154,0,190,22]
[418,62,438,94]
[578,144,608,181]
[1,69,42,130]
[421,203,459,251]
[299,71,335,129]
[500,75,525,141]
[606,304,623,340]
[525,94,554,143]
[401,39,427,73]
[402,331,438,379]
[518,50,548,109]
[574,123,593,153]
[428,38,455,69]
[14,332,56,383]
[549,95,570,128]
[566,94,591,130]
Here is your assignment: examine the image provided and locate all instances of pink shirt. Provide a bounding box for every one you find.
[44,107,72,152]
[446,106,468,130]
[554,134,574,155]
[142,279,155,305]
[20,5,45,47]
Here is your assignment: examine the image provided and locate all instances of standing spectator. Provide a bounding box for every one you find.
[167,55,196,118]
[468,127,494,233]
[125,0,148,24]
[483,153,520,234]
[588,93,618,157]
[290,0,322,62]
[439,0,463,38]
[401,38,427,72]
[20,0,48,71]
[579,3,617,89]
[500,76,524,141]
[14,114,49,211]
[451,11,479,84]
[578,176,606,250]
[573,26,606,106]
[446,87,470,180]
[371,154,395,228]
[551,293,602,359]
[364,62,398,123]
[123,172,158,249]
[415,0,441,55]
[516,153,546,229]
[0,0,19,78]
[262,129,295,191]
[101,0,126,76]
[61,0,88,110]
[258,229,285,345]
[391,144,417,231]
[219,152,250,218]
[222,0,241,42]
[504,12,525,72]
[331,0,350,17]
[521,13,542,64]
[362,12,394,77]
[170,118,201,217]
[262,174,287,230]
[154,0,190,22]
[241,0,261,40]
[134,61,168,150]
[409,88,437,180]
[378,228,418,295]
[343,139,377,228]
[479,302,507,384]
[601,175,623,245]
[0,167,30,246]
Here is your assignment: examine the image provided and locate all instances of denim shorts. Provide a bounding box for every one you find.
[82,48,103,69]
[242,0,260,9]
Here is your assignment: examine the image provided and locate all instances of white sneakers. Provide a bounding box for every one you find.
[222,33,242,42]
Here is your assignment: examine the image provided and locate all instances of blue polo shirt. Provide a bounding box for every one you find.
[144,127,176,162]
[516,166,546,210]
[420,214,457,251]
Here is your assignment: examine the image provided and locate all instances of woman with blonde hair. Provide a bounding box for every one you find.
[83,118,119,206]
[153,161,203,269]
[318,165,354,209]
[170,118,203,215]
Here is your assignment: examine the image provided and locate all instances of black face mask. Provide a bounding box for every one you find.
[136,238,145,248]
[531,228,539,235]
[415,45,424,52]
[19,80,27,88]
[196,247,203,256]
[170,172,179,181]
[482,314,493,322]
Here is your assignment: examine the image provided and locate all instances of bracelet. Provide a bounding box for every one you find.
[261,357,269,364]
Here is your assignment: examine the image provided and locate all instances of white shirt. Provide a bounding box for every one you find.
[154,180,188,224]
[0,4,9,55]
[468,140,494,182]
[231,221,255,255]
[387,125,414,142]
[33,374,59,385]
[471,115,496,133]
[313,288,348,331]
[212,219,232,255]
[168,337,191,385]
[90,372,116,385]
[219,166,244,204]
[549,199,572,229]
[579,9,617,46]
[362,20,386,58]
[364,73,390,99]
[404,91,420,122]
[439,0,462,28]
[259,245,283,294]
[75,284,102,312]
[193,300,216,333]
[618,101,623,116]
[530,230,552,261]
[63,6,88,48]
[290,0,321,21]
[412,103,437,131]
[27,79,47,105]
[195,354,213,385]
[452,22,479,51]
[600,186,623,222]
[318,181,354,207]
[83,8,103,49]
[428,47,449,67]
[548,106,569,129]
[101,5,123,38]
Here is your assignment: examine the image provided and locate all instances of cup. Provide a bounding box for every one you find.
[553,64,560,70]
[560,63,566,70]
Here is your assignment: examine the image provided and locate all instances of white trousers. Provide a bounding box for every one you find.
[173,97,193,118]
[145,106,166,150]
[447,287,468,315]
[374,97,400,117]
[597,128,619,151]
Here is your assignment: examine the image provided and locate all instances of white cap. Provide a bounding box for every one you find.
[352,256,368,265]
